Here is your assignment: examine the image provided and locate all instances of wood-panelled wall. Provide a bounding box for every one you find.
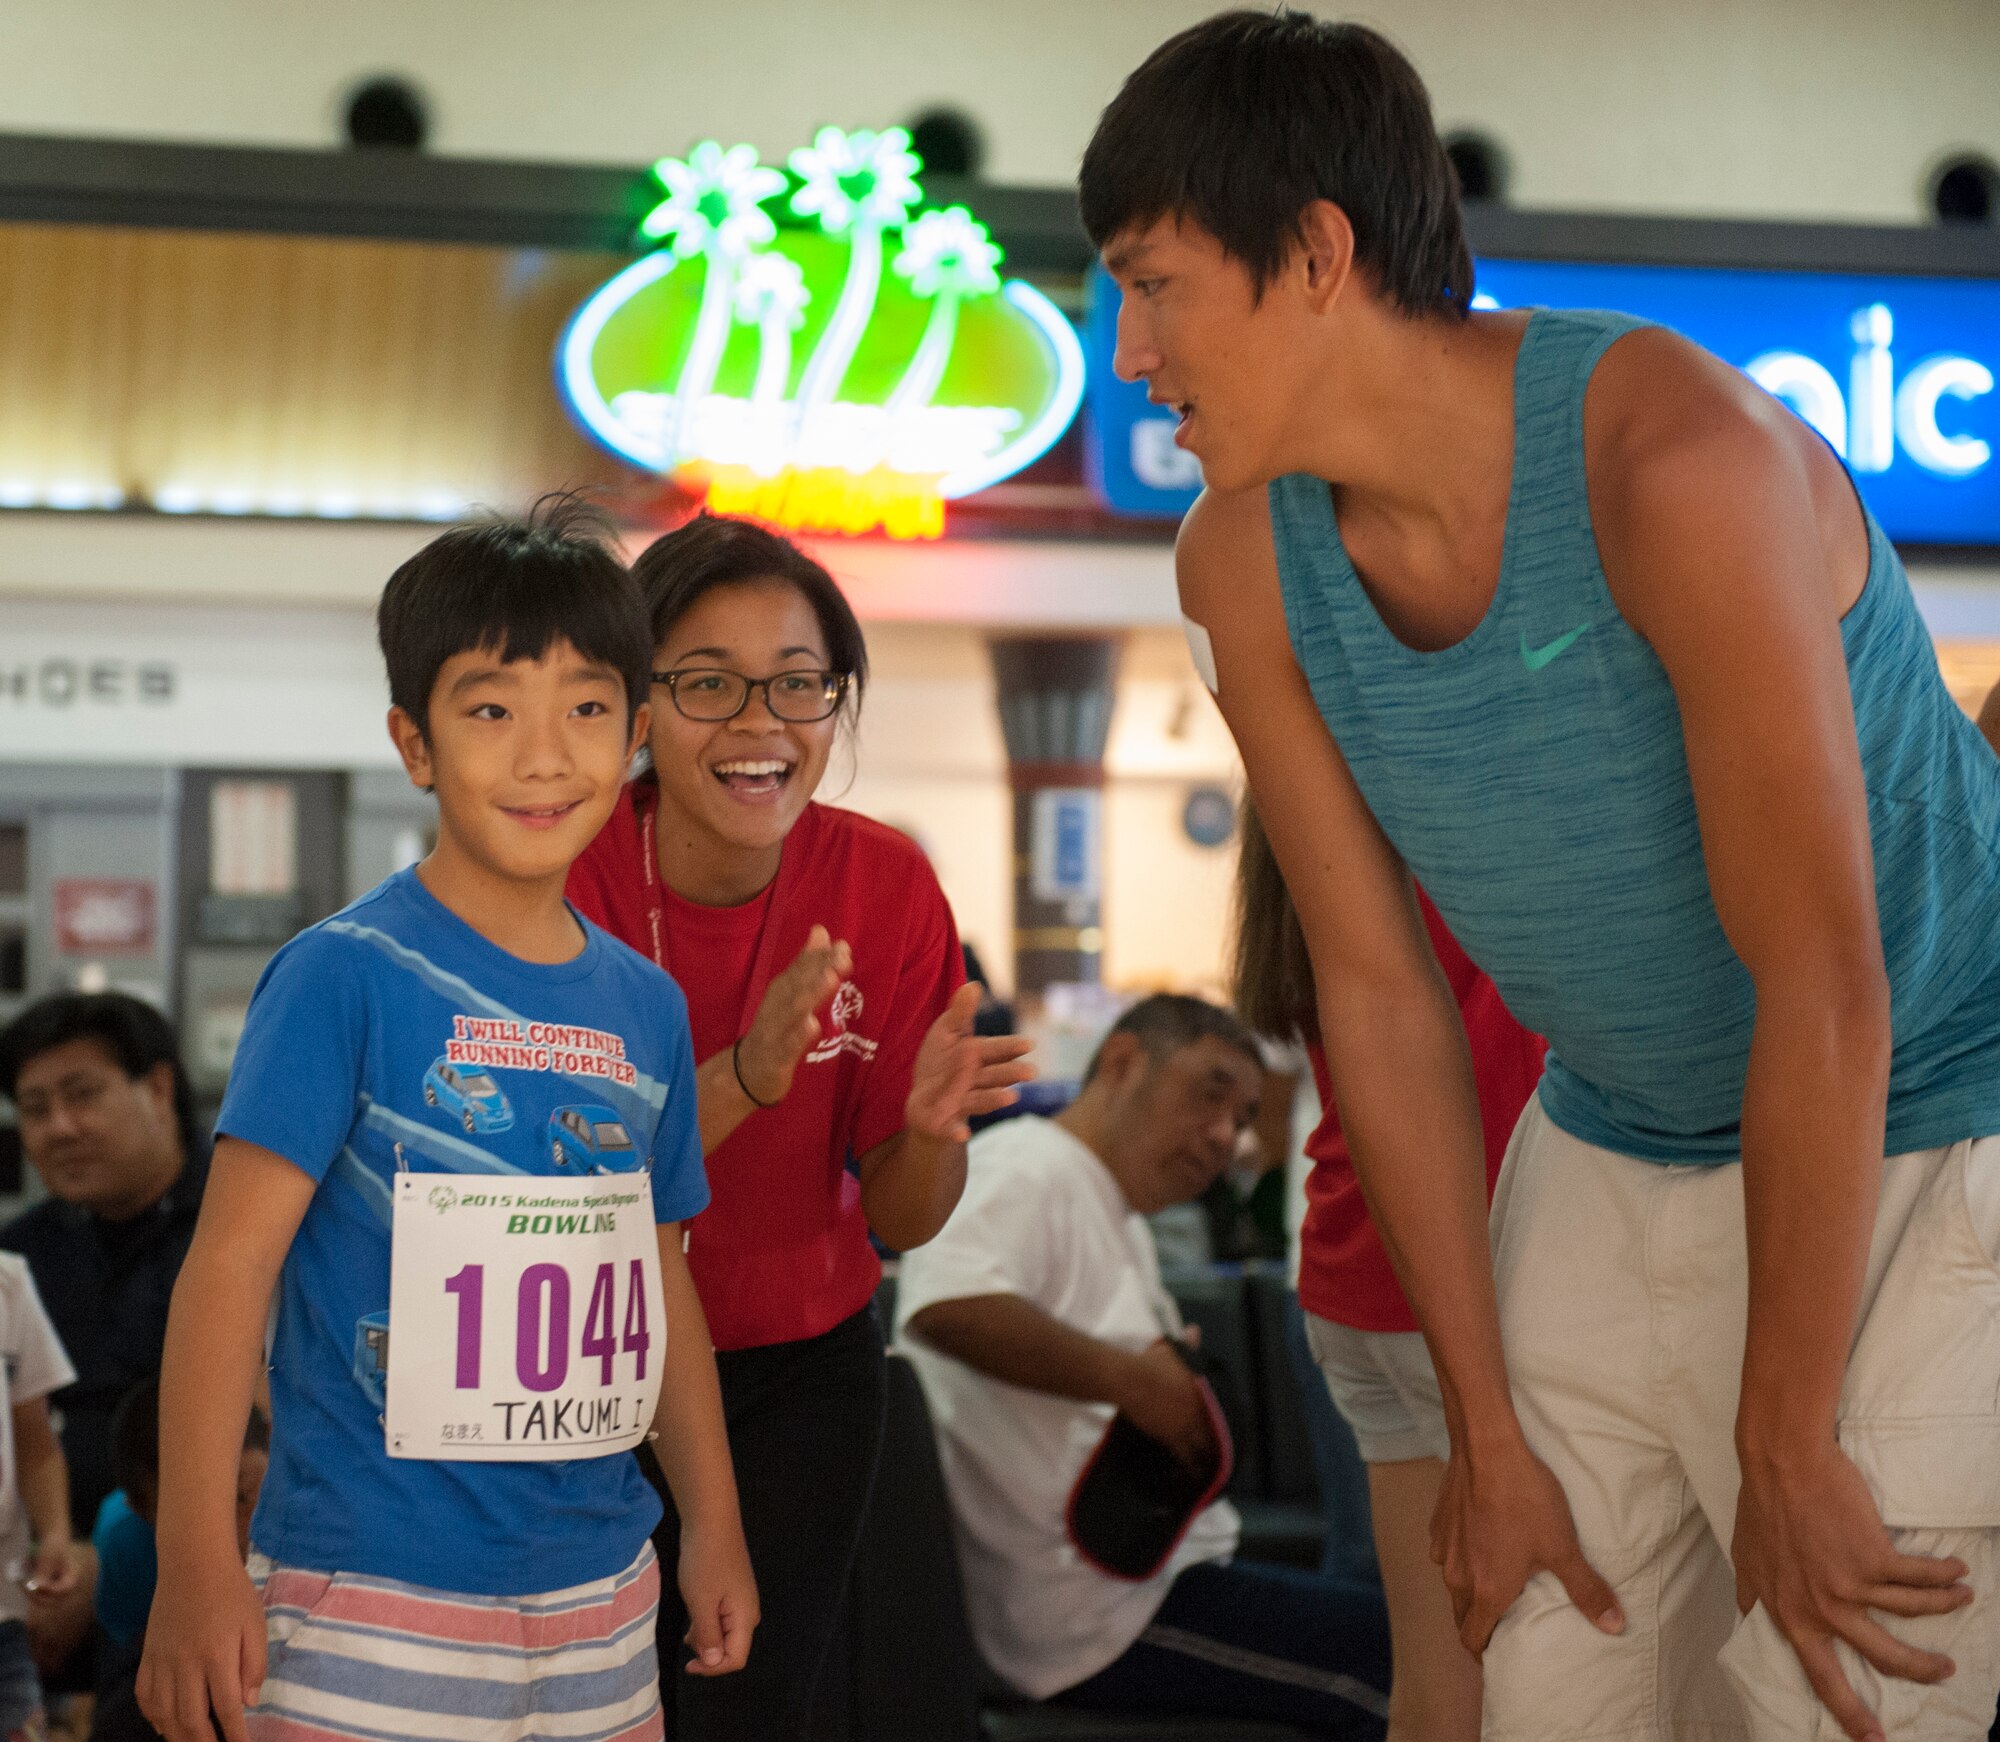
[0,221,633,517]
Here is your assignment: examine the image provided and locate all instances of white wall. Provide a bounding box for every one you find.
[0,588,1249,999]
[841,622,1243,1000]
[0,1,1994,223]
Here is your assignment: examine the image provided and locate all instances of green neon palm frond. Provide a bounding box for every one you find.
[732,253,810,330]
[788,127,922,416]
[787,126,924,237]
[893,207,1004,300]
[640,140,787,259]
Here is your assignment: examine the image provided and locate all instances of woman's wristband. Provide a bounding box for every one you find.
[732,1038,778,1110]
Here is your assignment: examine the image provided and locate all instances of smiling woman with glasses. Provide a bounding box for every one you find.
[567,512,1031,1740]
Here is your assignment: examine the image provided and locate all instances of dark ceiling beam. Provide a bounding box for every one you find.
[0,131,1094,271]
[1465,203,2000,279]
[0,132,650,250]
[2,132,1996,280]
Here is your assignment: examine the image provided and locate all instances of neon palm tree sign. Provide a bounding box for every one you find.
[558,127,1086,540]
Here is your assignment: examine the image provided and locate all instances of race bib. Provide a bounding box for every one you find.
[384,1171,665,1461]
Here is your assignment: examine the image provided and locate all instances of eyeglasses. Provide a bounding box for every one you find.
[651,667,850,723]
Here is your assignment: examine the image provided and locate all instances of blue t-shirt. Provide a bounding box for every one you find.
[92,1490,156,1648]
[217,867,708,1596]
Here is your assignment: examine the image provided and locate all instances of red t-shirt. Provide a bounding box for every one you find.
[1298,888,1547,1333]
[567,781,965,1350]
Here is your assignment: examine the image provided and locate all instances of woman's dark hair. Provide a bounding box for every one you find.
[1230,798,1318,1040]
[377,493,650,737]
[633,514,869,710]
[0,991,202,1162]
[1079,9,1474,320]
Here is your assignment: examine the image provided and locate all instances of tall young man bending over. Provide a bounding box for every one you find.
[1081,14,2000,1741]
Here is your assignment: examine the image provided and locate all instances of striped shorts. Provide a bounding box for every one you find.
[246,1542,663,1742]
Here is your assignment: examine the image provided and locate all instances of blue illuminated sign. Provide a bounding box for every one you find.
[1082,259,2000,546]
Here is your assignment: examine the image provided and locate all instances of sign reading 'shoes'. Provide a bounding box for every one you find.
[558,129,1085,541]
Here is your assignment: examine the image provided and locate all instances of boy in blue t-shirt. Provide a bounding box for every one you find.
[139,503,755,1742]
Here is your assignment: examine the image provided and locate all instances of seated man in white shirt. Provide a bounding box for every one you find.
[896,994,1392,1736]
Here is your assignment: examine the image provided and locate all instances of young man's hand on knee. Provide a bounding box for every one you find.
[1732,1441,1972,1742]
[1432,1433,1622,1654]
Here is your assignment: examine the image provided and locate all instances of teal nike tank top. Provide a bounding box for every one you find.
[1270,308,2000,1163]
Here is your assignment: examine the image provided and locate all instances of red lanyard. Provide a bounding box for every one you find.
[636,785,668,972]
[636,784,806,1039]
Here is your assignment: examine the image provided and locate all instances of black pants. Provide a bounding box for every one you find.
[1058,1558,1391,1738]
[647,1304,887,1742]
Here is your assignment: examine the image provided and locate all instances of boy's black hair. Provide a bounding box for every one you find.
[633,513,869,710]
[110,1376,159,1505]
[1083,992,1264,1086]
[110,1375,267,1506]
[0,992,202,1162]
[377,494,651,738]
[1079,10,1474,320]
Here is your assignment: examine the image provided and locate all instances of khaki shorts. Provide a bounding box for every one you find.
[1304,1314,1450,1465]
[1482,1095,2000,1741]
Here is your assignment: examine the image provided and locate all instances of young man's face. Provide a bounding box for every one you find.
[392,639,644,887]
[1104,215,1321,495]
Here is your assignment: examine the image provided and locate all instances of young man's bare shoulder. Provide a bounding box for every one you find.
[1175,483,1278,620]
[1586,325,1812,511]
[1586,325,1860,635]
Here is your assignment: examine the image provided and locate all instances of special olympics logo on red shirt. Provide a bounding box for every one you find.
[808,980,879,1064]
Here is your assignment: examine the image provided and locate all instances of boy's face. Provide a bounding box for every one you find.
[1103,213,1336,495]
[389,639,645,887]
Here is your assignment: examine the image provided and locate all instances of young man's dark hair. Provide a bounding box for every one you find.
[376,493,651,739]
[1084,992,1263,1085]
[1079,9,1474,318]
[0,991,200,1161]
[632,512,870,708]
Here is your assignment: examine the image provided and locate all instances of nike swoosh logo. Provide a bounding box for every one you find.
[1520,623,1591,672]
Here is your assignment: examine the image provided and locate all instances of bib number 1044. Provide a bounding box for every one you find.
[442,1259,652,1392]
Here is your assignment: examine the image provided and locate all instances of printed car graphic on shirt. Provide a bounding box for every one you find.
[422,1057,514,1134]
[548,1104,636,1168]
